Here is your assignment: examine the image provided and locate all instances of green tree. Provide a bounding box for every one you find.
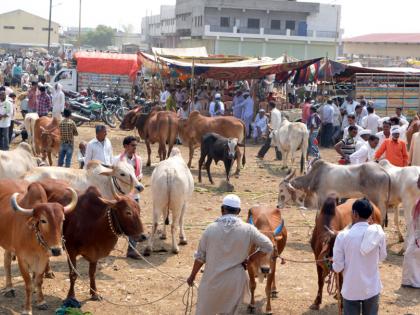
[81,25,115,49]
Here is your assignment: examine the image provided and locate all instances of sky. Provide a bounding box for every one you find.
[1,0,419,37]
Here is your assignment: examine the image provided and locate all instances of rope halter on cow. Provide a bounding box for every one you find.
[111,174,134,195]
[106,206,125,237]
[34,222,53,252]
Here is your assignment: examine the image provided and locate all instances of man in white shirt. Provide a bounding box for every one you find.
[395,107,407,122]
[159,84,170,106]
[376,120,391,147]
[238,91,254,138]
[341,96,359,130]
[252,109,268,144]
[333,198,387,315]
[0,90,12,150]
[257,102,282,160]
[362,106,380,134]
[209,93,225,117]
[52,83,65,120]
[84,124,113,167]
[343,114,364,141]
[350,134,379,164]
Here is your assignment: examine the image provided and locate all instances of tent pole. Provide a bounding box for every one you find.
[191,57,195,104]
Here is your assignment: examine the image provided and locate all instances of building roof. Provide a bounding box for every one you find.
[344,33,420,44]
[0,9,59,26]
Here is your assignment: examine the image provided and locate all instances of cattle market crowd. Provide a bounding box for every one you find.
[0,51,419,315]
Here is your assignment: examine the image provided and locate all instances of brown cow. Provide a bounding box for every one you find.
[0,179,77,315]
[120,107,178,166]
[46,184,145,300]
[34,116,61,166]
[246,206,287,315]
[406,116,420,150]
[178,111,246,174]
[309,197,382,311]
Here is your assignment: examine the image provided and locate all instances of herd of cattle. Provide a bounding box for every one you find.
[0,106,418,314]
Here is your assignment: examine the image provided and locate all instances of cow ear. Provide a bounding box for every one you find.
[26,217,36,230]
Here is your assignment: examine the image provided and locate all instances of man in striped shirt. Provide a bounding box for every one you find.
[36,85,51,117]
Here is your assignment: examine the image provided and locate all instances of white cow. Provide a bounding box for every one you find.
[23,160,144,199]
[271,117,309,173]
[0,142,43,179]
[379,160,420,245]
[145,148,194,255]
[23,112,39,154]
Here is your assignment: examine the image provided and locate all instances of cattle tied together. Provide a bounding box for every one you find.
[0,179,77,315]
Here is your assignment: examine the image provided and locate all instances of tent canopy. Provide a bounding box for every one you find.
[74,51,139,80]
[152,46,208,58]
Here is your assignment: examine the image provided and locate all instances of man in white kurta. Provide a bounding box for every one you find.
[409,132,420,166]
[252,109,268,143]
[402,176,420,288]
[187,195,273,315]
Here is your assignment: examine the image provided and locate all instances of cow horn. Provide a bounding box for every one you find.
[10,193,34,216]
[286,182,296,193]
[63,188,78,214]
[324,225,337,236]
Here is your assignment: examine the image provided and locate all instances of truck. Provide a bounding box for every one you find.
[51,51,139,95]
[50,68,134,95]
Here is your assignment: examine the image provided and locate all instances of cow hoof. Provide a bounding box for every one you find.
[247,305,256,314]
[271,291,278,298]
[172,248,179,254]
[179,239,188,246]
[36,302,48,310]
[160,235,167,240]
[91,294,103,301]
[21,311,32,315]
[234,170,240,176]
[309,304,320,310]
[143,247,152,256]
[44,271,55,279]
[264,312,273,315]
[3,288,15,298]
[398,236,404,243]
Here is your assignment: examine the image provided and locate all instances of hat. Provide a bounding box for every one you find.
[222,194,241,209]
[214,93,221,99]
[259,108,265,113]
[391,126,401,134]
[359,129,371,136]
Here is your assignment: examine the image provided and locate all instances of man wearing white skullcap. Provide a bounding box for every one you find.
[187,194,273,315]
[375,126,408,166]
[209,92,225,117]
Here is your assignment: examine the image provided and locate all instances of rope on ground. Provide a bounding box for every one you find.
[279,256,328,264]
[61,238,195,311]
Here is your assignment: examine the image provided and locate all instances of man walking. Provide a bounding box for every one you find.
[333,198,387,315]
[187,194,273,315]
[84,124,113,166]
[307,106,321,159]
[0,91,12,150]
[58,108,78,167]
[257,101,282,160]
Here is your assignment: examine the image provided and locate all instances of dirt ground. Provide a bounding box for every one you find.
[0,123,419,315]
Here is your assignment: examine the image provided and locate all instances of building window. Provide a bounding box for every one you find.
[220,17,230,27]
[42,27,53,31]
[271,20,281,30]
[247,18,260,29]
[3,26,15,29]
[285,20,295,30]
[22,26,34,30]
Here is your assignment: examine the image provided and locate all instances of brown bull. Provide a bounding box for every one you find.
[46,184,145,300]
[247,206,287,315]
[406,115,419,150]
[120,107,178,166]
[34,116,61,166]
[309,197,381,311]
[178,111,246,174]
[0,179,77,315]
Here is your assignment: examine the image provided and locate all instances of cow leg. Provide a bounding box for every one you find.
[67,255,78,299]
[205,157,214,184]
[187,144,194,168]
[146,139,152,167]
[171,207,181,254]
[198,152,206,183]
[270,259,278,298]
[309,265,324,310]
[44,261,55,279]
[34,272,48,310]
[48,152,53,167]
[17,257,32,315]
[3,251,15,297]
[145,210,159,256]
[179,203,188,245]
[282,151,289,169]
[234,147,241,175]
[248,266,257,314]
[160,142,167,161]
[265,272,275,315]
[89,262,102,301]
[394,205,404,243]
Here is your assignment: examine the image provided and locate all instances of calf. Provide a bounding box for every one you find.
[198,132,245,184]
[247,206,287,315]
[0,179,77,315]
[46,185,145,300]
[309,198,381,311]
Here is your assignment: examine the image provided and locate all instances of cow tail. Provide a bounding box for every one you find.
[242,121,246,166]
[164,169,172,225]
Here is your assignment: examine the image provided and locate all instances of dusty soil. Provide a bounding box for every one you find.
[0,123,419,315]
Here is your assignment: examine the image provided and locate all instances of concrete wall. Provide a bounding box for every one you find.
[307,3,340,34]
[344,42,420,58]
[0,10,60,46]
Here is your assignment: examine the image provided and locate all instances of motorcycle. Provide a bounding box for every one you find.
[68,98,116,128]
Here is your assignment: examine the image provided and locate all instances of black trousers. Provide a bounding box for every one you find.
[257,136,282,160]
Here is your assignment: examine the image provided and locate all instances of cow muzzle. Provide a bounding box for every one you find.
[51,247,62,257]
[260,266,270,274]
[135,183,145,193]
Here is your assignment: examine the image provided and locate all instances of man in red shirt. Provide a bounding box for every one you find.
[374,127,408,167]
[27,81,39,113]
[301,97,312,124]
